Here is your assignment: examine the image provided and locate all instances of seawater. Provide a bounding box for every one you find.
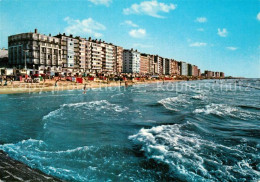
[0,79,259,181]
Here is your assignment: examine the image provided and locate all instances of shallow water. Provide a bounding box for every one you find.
[0,79,259,181]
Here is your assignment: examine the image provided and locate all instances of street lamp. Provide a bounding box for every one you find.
[23,50,29,70]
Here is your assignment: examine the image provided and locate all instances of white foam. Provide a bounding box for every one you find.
[192,94,206,100]
[129,123,260,181]
[194,103,238,116]
[158,95,190,111]
[42,100,128,128]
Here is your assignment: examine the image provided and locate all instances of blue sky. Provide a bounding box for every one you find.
[0,0,259,77]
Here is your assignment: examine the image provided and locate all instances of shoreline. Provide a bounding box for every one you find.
[0,79,182,95]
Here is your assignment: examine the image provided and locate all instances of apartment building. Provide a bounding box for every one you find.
[55,33,79,70]
[101,42,115,73]
[198,69,201,77]
[170,59,180,76]
[188,64,193,76]
[114,46,123,74]
[140,54,149,74]
[153,55,164,75]
[179,62,188,76]
[220,72,225,78]
[123,49,140,73]
[205,70,213,78]
[8,29,62,71]
[193,65,198,77]
[163,58,170,75]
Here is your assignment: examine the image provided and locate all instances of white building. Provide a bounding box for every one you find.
[123,49,140,73]
[0,48,8,58]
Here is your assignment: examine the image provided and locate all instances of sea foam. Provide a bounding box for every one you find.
[129,122,260,181]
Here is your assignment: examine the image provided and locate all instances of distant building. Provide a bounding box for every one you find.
[170,59,180,76]
[153,55,164,75]
[179,62,188,76]
[193,65,198,77]
[220,72,225,78]
[8,29,62,71]
[198,69,201,77]
[0,48,8,58]
[188,64,193,76]
[205,70,213,78]
[7,29,226,77]
[140,53,149,74]
[163,58,170,75]
[55,33,79,70]
[123,49,140,73]
[114,46,123,74]
[8,29,124,74]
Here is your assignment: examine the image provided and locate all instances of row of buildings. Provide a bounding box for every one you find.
[7,29,225,78]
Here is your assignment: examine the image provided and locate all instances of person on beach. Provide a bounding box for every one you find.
[55,79,58,87]
[83,84,87,94]
[125,81,128,88]
[0,76,2,86]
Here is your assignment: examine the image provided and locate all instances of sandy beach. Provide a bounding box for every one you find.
[0,79,181,95]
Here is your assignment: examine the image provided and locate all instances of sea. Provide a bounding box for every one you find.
[0,79,259,182]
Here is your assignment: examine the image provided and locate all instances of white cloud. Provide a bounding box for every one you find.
[257,12,260,21]
[88,0,112,6]
[64,17,106,38]
[123,0,176,18]
[217,28,228,37]
[123,20,139,27]
[197,28,204,32]
[189,42,207,47]
[129,29,146,38]
[195,17,207,23]
[226,47,238,51]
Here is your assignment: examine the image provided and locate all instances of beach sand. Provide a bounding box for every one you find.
[0,79,181,95]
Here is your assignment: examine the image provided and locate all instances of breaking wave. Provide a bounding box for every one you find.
[43,100,128,121]
[129,123,260,181]
[194,103,238,116]
[193,103,260,120]
[192,94,206,100]
[158,95,190,111]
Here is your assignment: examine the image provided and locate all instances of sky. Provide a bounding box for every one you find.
[0,0,259,78]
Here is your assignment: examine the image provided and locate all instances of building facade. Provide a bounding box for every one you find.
[123,49,140,74]
[193,65,198,77]
[8,29,62,71]
[140,54,150,74]
[179,62,188,76]
[114,46,123,74]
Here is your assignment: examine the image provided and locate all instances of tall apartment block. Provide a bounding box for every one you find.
[140,54,149,74]
[114,46,123,74]
[188,64,193,76]
[123,49,140,73]
[169,59,180,76]
[163,58,171,75]
[215,72,220,78]
[204,70,213,78]
[153,55,164,75]
[193,65,198,77]
[198,69,201,77]
[179,62,188,76]
[8,30,124,74]
[8,29,62,71]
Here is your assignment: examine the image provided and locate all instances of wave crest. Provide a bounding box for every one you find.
[129,123,260,181]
